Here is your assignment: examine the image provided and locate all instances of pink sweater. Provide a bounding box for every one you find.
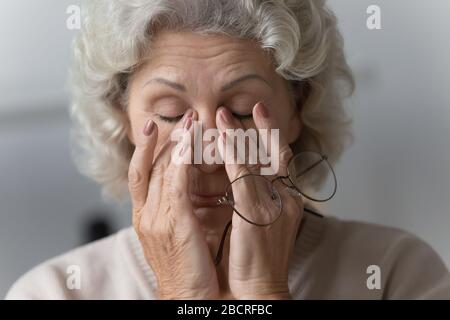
[5,211,450,299]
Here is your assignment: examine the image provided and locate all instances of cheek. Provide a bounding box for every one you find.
[128,107,173,150]
[267,100,291,131]
[155,127,171,146]
[152,125,175,161]
[267,77,302,143]
[279,112,295,138]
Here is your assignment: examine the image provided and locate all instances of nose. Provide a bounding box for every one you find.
[192,109,224,174]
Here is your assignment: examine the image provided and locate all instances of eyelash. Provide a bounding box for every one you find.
[157,112,253,123]
[157,114,184,123]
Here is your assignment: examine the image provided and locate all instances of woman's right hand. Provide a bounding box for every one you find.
[128,112,219,299]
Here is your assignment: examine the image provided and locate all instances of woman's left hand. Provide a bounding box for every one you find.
[216,102,304,300]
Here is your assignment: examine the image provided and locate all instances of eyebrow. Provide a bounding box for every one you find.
[143,77,186,91]
[220,74,271,91]
[142,74,271,92]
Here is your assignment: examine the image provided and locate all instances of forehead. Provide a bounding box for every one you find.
[138,31,275,79]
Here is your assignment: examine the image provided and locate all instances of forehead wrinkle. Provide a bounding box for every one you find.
[152,32,259,52]
[140,41,275,95]
[151,36,265,62]
[140,64,186,85]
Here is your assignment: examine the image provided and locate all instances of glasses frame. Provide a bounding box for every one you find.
[280,152,337,203]
[213,151,337,265]
[218,173,284,227]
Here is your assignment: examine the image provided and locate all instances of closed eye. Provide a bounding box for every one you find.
[158,112,253,123]
[157,114,184,123]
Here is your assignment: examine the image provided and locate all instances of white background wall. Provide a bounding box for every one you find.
[327,0,450,271]
[1,0,449,297]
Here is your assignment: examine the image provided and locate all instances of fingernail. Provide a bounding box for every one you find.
[256,102,269,118]
[143,119,155,136]
[182,109,194,125]
[184,117,192,130]
[220,108,232,124]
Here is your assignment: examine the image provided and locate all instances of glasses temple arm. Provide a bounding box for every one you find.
[295,157,326,178]
[214,220,232,266]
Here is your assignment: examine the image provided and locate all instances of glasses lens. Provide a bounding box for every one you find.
[225,174,282,226]
[287,152,336,201]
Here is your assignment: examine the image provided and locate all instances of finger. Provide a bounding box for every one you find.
[216,108,263,216]
[148,109,194,181]
[145,109,194,202]
[216,107,259,181]
[128,119,158,211]
[139,110,194,227]
[252,101,294,176]
[166,111,197,217]
[137,138,179,231]
[285,188,304,226]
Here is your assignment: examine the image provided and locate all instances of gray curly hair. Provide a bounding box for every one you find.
[69,0,354,203]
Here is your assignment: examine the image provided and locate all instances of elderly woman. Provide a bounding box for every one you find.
[6,0,450,300]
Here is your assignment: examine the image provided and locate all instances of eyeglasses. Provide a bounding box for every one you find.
[214,151,337,265]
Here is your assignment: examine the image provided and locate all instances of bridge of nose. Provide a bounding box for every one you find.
[190,110,224,173]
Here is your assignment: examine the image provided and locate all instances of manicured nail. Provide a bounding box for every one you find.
[182,109,194,125]
[220,108,232,124]
[143,119,155,136]
[184,117,192,130]
[256,102,269,118]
